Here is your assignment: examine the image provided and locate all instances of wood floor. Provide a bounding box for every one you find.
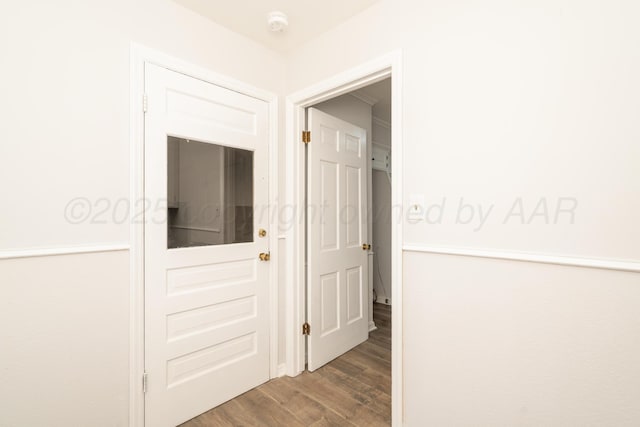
[181,303,392,427]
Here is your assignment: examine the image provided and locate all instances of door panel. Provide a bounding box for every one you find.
[346,266,363,324]
[320,160,339,250]
[307,107,369,371]
[345,165,362,247]
[320,272,340,335]
[144,64,270,427]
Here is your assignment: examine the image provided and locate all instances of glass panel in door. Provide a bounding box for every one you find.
[167,136,254,249]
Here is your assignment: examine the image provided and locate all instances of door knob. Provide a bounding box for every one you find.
[258,228,267,237]
[259,252,271,261]
[362,244,371,251]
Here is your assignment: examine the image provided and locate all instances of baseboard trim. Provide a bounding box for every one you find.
[276,363,287,378]
[368,320,378,332]
[403,245,640,273]
[0,244,130,260]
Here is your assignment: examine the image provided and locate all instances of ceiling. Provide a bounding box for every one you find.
[173,0,381,52]
[355,78,392,124]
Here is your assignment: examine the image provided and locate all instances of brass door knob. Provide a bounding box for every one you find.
[259,252,271,261]
[258,228,267,237]
[362,244,371,251]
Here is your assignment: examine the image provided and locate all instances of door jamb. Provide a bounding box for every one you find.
[285,51,403,426]
[129,44,279,427]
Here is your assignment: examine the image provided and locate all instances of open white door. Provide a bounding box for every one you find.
[307,107,369,371]
[144,63,270,426]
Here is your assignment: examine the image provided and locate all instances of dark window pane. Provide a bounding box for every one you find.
[167,137,253,249]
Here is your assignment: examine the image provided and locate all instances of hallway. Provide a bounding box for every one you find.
[181,303,392,426]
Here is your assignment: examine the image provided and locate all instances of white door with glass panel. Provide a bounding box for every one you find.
[144,63,270,427]
[307,107,369,371]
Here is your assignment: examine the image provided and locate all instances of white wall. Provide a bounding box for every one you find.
[373,119,391,149]
[0,0,284,251]
[372,118,392,304]
[404,252,640,425]
[287,0,640,425]
[288,0,640,259]
[0,251,130,427]
[0,1,284,425]
[372,168,392,303]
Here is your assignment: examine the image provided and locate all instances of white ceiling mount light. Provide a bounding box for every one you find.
[267,11,288,33]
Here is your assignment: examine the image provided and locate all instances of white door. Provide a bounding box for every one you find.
[307,107,369,371]
[144,63,271,426]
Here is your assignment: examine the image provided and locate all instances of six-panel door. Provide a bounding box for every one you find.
[307,107,369,371]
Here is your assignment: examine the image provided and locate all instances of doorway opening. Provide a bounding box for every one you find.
[305,77,393,370]
[301,77,393,418]
[284,52,403,425]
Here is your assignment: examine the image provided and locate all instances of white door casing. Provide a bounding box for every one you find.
[144,63,270,426]
[307,107,369,371]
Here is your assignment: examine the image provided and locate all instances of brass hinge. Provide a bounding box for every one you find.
[302,130,311,144]
[302,322,311,335]
[142,372,148,393]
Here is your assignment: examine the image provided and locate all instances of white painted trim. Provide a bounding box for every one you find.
[373,116,392,129]
[350,90,379,106]
[390,54,404,427]
[283,101,307,376]
[268,91,280,380]
[276,363,287,378]
[290,59,392,108]
[368,320,378,332]
[0,244,129,260]
[285,50,403,426]
[403,245,640,273]
[129,43,279,427]
[129,44,145,427]
[170,225,221,233]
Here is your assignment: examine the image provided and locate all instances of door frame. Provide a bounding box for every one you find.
[284,51,403,426]
[129,44,279,427]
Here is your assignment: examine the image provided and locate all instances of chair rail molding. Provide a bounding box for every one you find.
[0,243,129,260]
[403,244,640,273]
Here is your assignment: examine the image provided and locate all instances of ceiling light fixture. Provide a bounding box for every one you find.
[267,11,288,33]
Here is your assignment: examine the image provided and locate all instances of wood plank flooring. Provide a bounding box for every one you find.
[181,303,392,427]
